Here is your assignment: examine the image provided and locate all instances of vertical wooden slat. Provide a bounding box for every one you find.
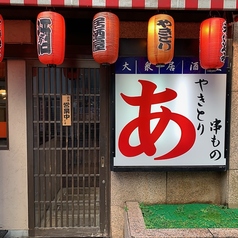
[53,67,58,227]
[82,68,86,226]
[99,64,110,233]
[76,67,80,226]
[42,67,47,228]
[27,62,36,236]
[65,70,69,227]
[70,69,75,227]
[88,68,91,226]
[47,67,52,227]
[59,68,64,227]
[93,68,98,226]
[36,67,41,227]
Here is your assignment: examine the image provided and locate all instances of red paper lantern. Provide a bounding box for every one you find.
[199,17,227,70]
[147,14,174,66]
[36,11,65,66]
[0,15,4,62]
[92,12,119,65]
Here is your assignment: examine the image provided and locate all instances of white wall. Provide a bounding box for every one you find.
[0,60,28,230]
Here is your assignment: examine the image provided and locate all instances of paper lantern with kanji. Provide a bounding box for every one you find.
[36,11,65,66]
[92,12,119,65]
[147,14,174,66]
[0,15,4,62]
[199,17,227,70]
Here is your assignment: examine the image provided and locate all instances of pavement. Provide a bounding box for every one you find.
[125,201,238,238]
[3,204,238,238]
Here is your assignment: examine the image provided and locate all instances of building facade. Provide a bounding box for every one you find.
[0,1,238,238]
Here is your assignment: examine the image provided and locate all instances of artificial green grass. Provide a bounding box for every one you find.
[140,203,238,229]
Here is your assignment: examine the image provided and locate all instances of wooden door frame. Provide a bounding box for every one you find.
[26,60,111,237]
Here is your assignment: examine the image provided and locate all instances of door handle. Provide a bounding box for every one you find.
[101,156,105,168]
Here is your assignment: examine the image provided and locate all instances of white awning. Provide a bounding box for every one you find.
[0,0,237,10]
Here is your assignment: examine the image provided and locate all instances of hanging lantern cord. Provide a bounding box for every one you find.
[209,11,221,18]
[45,7,56,12]
[102,63,110,67]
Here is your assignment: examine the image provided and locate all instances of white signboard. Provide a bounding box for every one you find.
[113,57,228,170]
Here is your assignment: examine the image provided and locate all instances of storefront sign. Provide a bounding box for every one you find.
[62,95,71,126]
[113,57,229,170]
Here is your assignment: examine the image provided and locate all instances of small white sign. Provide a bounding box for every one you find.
[62,95,71,126]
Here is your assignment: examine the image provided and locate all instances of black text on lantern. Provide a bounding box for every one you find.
[157,19,172,51]
[220,21,227,63]
[37,18,52,56]
[92,16,106,52]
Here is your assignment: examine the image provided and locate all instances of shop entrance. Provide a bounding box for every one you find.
[26,60,110,237]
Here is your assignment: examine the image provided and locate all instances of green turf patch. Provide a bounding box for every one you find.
[140,203,238,229]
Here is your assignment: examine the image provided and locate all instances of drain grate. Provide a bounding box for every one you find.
[0,230,8,238]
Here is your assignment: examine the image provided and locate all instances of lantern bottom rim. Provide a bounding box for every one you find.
[47,64,57,68]
[102,63,110,66]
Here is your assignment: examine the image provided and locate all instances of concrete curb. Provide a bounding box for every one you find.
[124,201,238,238]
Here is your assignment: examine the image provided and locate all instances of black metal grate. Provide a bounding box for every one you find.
[0,230,8,238]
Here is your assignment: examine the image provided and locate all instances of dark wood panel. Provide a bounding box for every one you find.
[5,37,232,59]
[5,44,93,59]
[119,39,199,57]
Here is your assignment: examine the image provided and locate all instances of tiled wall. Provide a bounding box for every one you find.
[110,21,232,238]
[0,61,28,230]
[227,22,238,208]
